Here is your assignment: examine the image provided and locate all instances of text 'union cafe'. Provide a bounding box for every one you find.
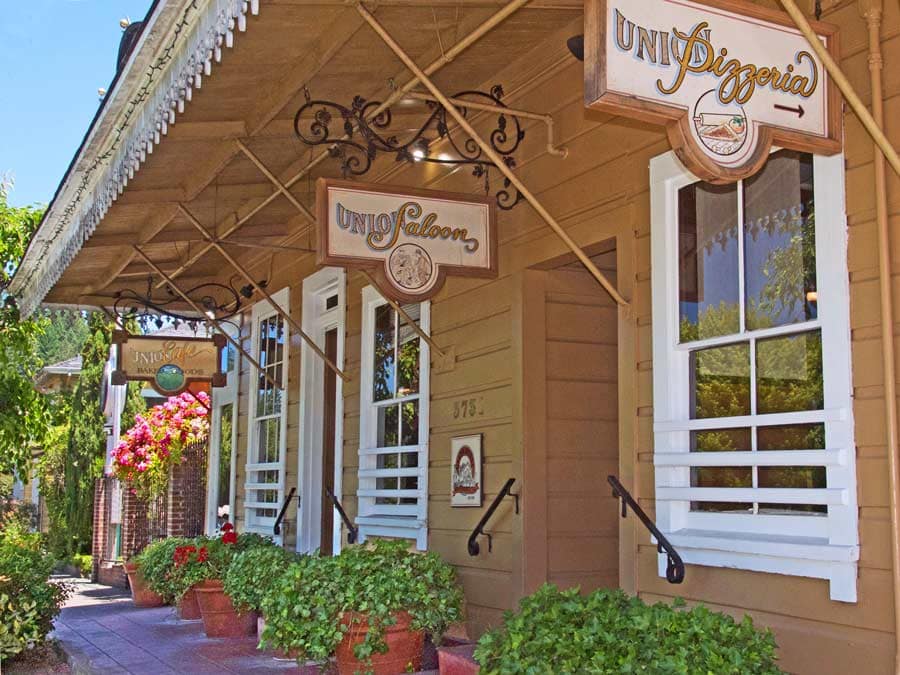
[10,0,900,671]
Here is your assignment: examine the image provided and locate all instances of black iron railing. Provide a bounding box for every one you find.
[608,475,685,584]
[273,487,297,537]
[468,478,519,556]
[325,487,358,544]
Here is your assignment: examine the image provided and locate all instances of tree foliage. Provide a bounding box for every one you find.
[0,182,47,477]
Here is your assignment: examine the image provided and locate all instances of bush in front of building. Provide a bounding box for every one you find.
[132,536,194,602]
[474,585,783,674]
[0,533,70,661]
[260,539,464,668]
[222,544,298,614]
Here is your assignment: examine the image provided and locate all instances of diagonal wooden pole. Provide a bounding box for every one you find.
[356,3,629,308]
[132,245,282,392]
[177,204,350,382]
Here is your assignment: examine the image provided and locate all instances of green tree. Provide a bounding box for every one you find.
[0,181,48,477]
[36,309,91,365]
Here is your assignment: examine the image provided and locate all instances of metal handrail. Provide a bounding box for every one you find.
[325,487,358,544]
[273,487,297,536]
[468,477,519,556]
[608,475,685,584]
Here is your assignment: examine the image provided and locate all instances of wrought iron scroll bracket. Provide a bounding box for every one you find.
[293,84,528,210]
[608,475,685,584]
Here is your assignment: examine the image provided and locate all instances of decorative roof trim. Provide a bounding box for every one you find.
[10,0,259,317]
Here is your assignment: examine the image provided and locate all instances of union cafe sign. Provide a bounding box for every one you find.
[111,331,226,396]
[585,0,841,183]
[317,179,497,302]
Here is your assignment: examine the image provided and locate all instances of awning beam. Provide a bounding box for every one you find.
[356,2,629,308]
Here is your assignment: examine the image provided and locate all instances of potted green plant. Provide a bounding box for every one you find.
[222,543,297,638]
[470,585,784,675]
[173,526,279,638]
[123,559,165,608]
[131,537,197,617]
[261,539,464,675]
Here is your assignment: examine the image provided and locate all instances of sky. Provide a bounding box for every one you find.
[1,0,152,208]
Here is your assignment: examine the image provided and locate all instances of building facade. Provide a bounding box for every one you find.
[10,0,900,672]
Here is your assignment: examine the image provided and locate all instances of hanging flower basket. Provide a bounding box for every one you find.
[109,391,210,501]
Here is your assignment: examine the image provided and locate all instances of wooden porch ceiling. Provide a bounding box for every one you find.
[44,1,584,310]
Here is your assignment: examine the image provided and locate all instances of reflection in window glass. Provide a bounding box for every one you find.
[691,343,750,419]
[377,405,400,447]
[758,466,826,514]
[691,428,751,452]
[756,331,823,414]
[373,304,395,402]
[678,182,739,342]
[690,467,752,513]
[744,151,817,330]
[758,423,825,450]
[216,404,233,528]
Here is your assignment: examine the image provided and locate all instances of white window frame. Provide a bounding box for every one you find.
[297,267,346,554]
[358,285,430,550]
[206,321,240,535]
[650,150,859,602]
[243,288,290,539]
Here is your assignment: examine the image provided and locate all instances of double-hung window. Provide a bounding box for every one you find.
[358,286,430,549]
[650,150,858,601]
[244,289,289,536]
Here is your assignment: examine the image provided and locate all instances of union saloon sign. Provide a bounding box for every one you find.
[585,0,841,182]
[111,331,226,396]
[317,179,497,302]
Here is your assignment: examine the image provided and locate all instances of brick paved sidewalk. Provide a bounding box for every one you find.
[51,576,311,674]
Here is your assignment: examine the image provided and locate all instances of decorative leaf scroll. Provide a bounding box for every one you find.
[294,84,526,210]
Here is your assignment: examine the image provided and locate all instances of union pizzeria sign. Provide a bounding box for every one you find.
[585,0,841,182]
[317,179,497,302]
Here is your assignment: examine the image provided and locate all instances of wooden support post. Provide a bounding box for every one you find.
[177,204,350,383]
[356,3,629,308]
[132,245,282,392]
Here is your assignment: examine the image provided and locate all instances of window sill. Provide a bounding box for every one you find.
[662,529,859,603]
[356,515,427,550]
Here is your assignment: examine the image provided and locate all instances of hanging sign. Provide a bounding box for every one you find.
[584,0,840,183]
[317,179,497,302]
[111,331,226,396]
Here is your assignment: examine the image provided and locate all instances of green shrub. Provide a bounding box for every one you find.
[474,585,783,675]
[133,537,193,602]
[0,542,70,661]
[223,545,296,613]
[72,553,92,578]
[261,539,464,666]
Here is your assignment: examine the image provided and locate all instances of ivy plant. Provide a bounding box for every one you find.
[222,544,297,613]
[133,537,194,602]
[260,539,464,667]
[474,585,784,674]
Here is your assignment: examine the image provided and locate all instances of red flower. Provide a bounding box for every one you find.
[222,531,238,545]
[221,523,234,533]
[173,545,197,567]
[197,546,209,563]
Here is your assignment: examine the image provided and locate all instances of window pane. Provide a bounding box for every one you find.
[758,466,826,515]
[758,423,825,450]
[377,405,400,447]
[744,151,816,330]
[756,331,823,414]
[678,182,740,342]
[691,428,751,451]
[398,304,421,396]
[691,343,751,419]
[690,467,752,513]
[216,404,233,526]
[401,401,419,446]
[257,418,280,463]
[373,304,396,401]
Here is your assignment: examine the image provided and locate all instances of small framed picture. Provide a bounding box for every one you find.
[451,434,483,507]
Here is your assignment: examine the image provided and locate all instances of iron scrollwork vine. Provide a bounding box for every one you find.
[294,84,525,209]
[113,274,251,332]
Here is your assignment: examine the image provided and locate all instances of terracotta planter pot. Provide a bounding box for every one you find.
[336,611,424,675]
[438,644,480,675]
[123,562,165,608]
[194,579,258,638]
[177,587,202,620]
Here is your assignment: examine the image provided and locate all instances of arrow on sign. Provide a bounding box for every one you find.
[774,103,805,118]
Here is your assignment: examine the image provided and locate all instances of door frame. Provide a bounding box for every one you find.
[297,267,346,554]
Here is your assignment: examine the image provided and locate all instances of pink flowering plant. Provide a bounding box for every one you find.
[109,391,210,500]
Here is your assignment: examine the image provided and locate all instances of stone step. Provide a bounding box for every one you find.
[437,643,479,675]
